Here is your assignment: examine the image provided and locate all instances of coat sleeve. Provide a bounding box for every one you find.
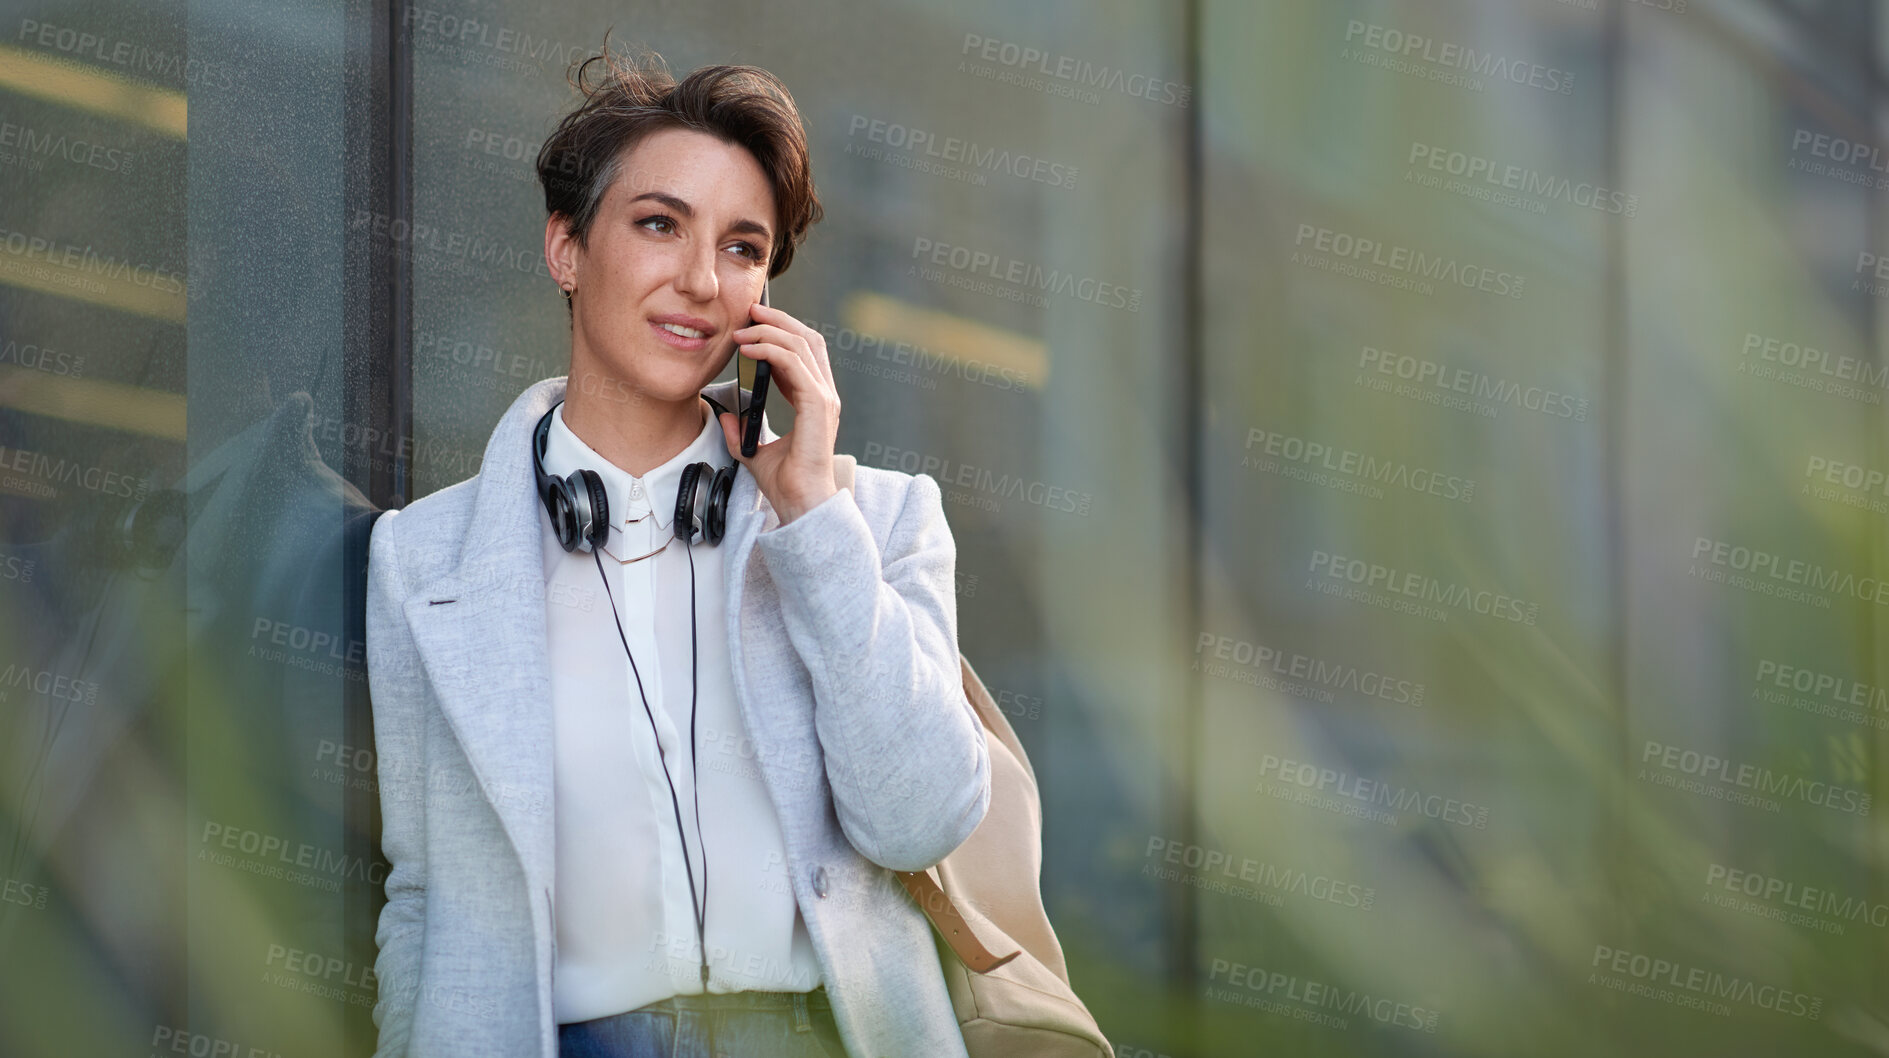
[753,472,991,871]
[365,508,427,1057]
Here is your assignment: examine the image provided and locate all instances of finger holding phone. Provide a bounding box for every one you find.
[720,289,840,526]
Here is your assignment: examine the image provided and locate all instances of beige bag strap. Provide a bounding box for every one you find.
[894,657,1036,975]
[832,453,857,493]
[893,868,1018,973]
[957,654,1038,795]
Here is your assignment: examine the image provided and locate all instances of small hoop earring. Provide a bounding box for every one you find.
[561,285,574,300]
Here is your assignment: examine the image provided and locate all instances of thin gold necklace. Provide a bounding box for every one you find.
[599,518,675,564]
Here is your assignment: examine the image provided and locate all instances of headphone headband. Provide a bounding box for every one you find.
[533,398,737,552]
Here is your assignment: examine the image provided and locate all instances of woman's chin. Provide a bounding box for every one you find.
[587,350,722,404]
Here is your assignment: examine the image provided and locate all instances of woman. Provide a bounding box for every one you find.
[365,51,992,1058]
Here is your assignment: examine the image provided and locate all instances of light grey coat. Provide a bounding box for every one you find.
[365,376,990,1057]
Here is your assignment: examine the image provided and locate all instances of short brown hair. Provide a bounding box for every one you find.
[537,46,822,278]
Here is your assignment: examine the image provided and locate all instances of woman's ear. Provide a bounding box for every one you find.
[544,213,580,290]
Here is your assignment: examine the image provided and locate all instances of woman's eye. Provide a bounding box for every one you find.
[727,241,762,261]
[636,215,675,235]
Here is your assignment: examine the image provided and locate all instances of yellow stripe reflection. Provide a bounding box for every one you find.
[0,44,187,139]
[840,291,1047,390]
[0,367,185,441]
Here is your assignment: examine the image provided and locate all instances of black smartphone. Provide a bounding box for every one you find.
[735,283,770,457]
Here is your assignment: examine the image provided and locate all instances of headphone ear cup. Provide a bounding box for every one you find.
[675,462,705,544]
[704,465,736,546]
[534,406,586,553]
[575,468,610,551]
[547,476,580,552]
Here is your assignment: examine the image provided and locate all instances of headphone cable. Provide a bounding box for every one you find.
[591,545,712,995]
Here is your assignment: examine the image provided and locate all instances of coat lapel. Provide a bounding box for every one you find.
[402,378,564,895]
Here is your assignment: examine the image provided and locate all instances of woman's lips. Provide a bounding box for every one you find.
[648,318,712,351]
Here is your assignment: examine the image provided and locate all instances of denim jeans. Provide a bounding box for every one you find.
[558,988,847,1058]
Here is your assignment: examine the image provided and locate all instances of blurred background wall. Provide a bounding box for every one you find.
[2,0,1886,1055]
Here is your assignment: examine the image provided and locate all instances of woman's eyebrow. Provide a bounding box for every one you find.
[628,190,771,242]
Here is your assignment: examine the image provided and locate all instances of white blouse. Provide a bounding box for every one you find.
[538,399,822,1024]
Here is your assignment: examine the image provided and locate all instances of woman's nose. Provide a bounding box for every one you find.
[674,249,718,300]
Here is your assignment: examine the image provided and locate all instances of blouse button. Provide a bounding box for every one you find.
[812,866,830,898]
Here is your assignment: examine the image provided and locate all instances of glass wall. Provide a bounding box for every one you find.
[2,0,1884,1055]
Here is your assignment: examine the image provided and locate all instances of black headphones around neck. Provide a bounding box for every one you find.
[532,395,738,553]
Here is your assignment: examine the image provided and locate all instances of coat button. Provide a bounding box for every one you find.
[812,866,829,898]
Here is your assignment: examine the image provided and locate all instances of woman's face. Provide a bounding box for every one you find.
[552,126,777,405]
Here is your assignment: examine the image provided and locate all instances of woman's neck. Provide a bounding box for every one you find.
[559,383,709,479]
